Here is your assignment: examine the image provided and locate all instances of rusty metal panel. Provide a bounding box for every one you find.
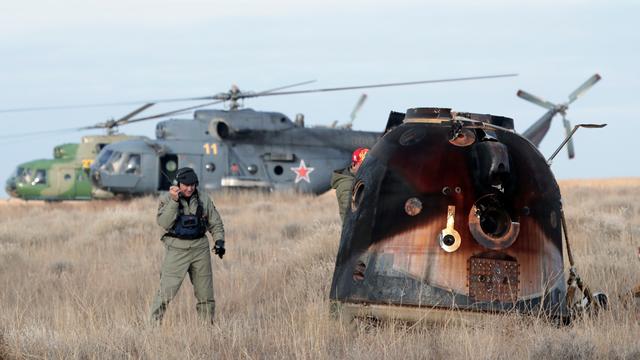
[468,256,519,302]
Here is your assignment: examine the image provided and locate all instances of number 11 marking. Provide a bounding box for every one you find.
[203,143,218,155]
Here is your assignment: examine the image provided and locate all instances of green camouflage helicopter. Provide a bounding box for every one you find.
[4,105,152,201]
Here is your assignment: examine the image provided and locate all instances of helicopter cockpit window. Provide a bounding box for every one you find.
[17,167,32,183]
[124,154,141,175]
[105,151,124,174]
[95,150,113,168]
[32,169,47,185]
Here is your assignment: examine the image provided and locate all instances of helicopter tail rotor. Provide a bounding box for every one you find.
[568,73,601,104]
[350,94,368,123]
[340,93,368,129]
[562,115,575,159]
[519,74,602,158]
[516,90,556,110]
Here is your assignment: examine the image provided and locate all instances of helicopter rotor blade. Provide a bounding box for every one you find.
[350,93,368,123]
[114,103,155,125]
[0,102,151,114]
[90,80,319,126]
[124,99,227,124]
[563,116,575,159]
[568,73,601,104]
[516,90,556,110]
[0,80,318,114]
[250,80,317,97]
[236,73,518,99]
[0,74,514,114]
[0,127,82,141]
[78,102,157,131]
[198,79,319,101]
[0,98,188,114]
[122,80,320,122]
[10,100,222,135]
[0,80,316,113]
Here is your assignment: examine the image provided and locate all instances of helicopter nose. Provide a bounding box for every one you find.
[89,169,116,199]
[90,169,102,188]
[5,177,17,197]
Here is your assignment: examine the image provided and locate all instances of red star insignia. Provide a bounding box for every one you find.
[291,159,315,184]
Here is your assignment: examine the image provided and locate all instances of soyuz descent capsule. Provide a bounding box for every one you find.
[330,107,573,322]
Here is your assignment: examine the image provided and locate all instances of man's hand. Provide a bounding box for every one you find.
[214,240,225,259]
[169,186,181,201]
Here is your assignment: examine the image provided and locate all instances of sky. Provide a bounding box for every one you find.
[0,0,638,198]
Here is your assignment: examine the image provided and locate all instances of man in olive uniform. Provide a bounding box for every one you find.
[330,147,369,222]
[149,167,225,324]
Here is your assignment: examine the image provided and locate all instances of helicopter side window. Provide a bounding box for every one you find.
[124,154,141,175]
[165,160,177,172]
[32,169,47,185]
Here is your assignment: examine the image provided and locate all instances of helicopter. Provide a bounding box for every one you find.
[88,74,519,196]
[2,81,329,200]
[2,81,330,200]
[3,104,154,200]
[90,106,381,195]
[329,107,607,324]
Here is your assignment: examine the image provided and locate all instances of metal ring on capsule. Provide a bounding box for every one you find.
[468,195,520,250]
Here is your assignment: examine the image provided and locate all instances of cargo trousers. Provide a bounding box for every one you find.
[149,236,215,323]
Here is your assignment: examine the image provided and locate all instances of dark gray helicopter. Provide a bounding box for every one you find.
[88,75,519,195]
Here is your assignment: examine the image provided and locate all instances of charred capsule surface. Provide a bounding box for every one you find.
[330,107,567,320]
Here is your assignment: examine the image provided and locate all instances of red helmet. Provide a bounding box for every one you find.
[352,147,369,165]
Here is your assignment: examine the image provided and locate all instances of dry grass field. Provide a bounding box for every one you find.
[1,179,639,359]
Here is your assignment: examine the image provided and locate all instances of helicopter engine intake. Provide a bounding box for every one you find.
[215,121,231,139]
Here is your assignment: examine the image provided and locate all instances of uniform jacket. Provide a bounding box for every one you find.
[157,190,225,249]
[330,167,355,222]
